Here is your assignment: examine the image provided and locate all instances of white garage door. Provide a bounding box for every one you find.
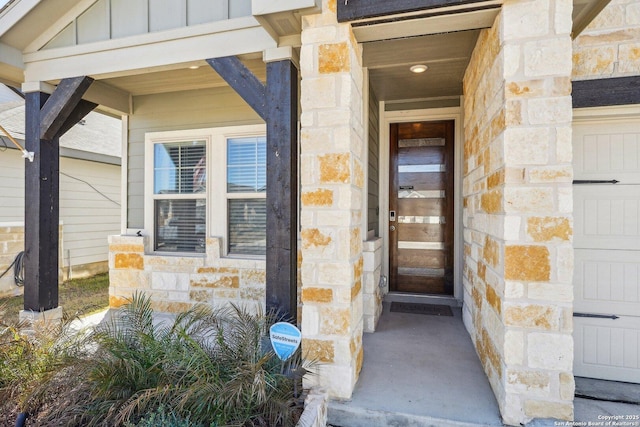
[573,111,640,383]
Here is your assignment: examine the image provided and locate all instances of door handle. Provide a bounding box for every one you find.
[573,312,619,319]
[390,225,396,232]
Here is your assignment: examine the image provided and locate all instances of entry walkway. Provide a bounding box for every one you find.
[328,297,504,427]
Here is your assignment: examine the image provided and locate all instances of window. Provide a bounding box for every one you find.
[145,125,266,256]
[227,136,267,255]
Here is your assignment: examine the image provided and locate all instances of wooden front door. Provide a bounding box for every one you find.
[389,120,454,295]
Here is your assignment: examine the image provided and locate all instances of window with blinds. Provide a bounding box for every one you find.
[226,136,266,255]
[153,140,206,253]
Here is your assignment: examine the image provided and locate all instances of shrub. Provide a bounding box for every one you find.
[20,294,309,426]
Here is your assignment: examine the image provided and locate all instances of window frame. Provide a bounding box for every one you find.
[145,124,266,257]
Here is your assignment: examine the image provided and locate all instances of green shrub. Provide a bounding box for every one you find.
[23,294,310,426]
[124,404,204,427]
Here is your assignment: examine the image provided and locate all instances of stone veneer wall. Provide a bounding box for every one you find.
[298,0,366,399]
[363,237,383,333]
[0,224,25,296]
[573,0,640,81]
[109,236,266,313]
[462,0,574,424]
[0,223,63,297]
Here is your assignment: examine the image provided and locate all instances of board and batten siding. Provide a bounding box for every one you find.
[0,149,120,283]
[126,86,262,229]
[44,0,252,50]
[59,157,121,271]
[367,85,380,236]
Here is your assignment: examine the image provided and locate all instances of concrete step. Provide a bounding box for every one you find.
[328,401,504,427]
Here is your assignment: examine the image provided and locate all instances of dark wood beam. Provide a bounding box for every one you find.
[206,56,267,121]
[57,99,98,137]
[24,76,97,313]
[337,0,491,22]
[572,76,640,108]
[265,60,298,323]
[24,91,60,312]
[40,76,94,141]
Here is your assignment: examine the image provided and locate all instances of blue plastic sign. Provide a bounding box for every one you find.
[270,322,302,361]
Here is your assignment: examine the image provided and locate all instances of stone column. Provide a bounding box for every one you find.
[462,0,574,424]
[299,0,366,399]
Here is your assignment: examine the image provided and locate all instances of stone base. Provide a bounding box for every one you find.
[19,306,63,326]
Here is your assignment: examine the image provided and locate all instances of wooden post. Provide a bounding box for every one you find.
[207,57,299,322]
[266,60,298,323]
[24,91,58,312]
[23,77,95,312]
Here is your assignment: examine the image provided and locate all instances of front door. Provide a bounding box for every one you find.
[389,120,454,295]
[572,115,640,383]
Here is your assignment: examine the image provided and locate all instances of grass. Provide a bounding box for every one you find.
[0,272,109,324]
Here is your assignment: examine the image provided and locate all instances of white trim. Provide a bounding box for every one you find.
[251,0,320,15]
[24,20,276,82]
[120,115,129,235]
[0,0,42,38]
[381,106,464,301]
[144,124,266,257]
[24,0,98,52]
[573,104,640,121]
[0,41,24,69]
[362,67,370,238]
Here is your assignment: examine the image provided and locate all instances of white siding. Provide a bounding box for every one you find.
[0,148,24,221]
[0,148,121,270]
[60,157,121,269]
[127,86,262,228]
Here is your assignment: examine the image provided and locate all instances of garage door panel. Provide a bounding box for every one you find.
[573,122,640,183]
[575,249,640,316]
[573,115,640,383]
[574,316,640,383]
[574,186,640,250]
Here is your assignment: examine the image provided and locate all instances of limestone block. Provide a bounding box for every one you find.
[527,333,573,370]
[504,215,522,241]
[302,338,335,363]
[241,269,266,287]
[302,287,334,303]
[618,42,640,73]
[301,128,334,154]
[301,26,337,44]
[504,281,525,298]
[526,216,572,241]
[504,304,558,330]
[572,46,616,78]
[319,306,350,335]
[528,165,573,184]
[506,369,551,396]
[528,283,573,302]
[302,77,337,110]
[319,153,350,183]
[319,42,350,74]
[504,187,554,214]
[502,0,550,40]
[302,305,320,335]
[554,0,573,35]
[527,97,572,125]
[556,244,574,283]
[559,372,575,400]
[318,262,352,286]
[504,330,525,365]
[504,128,549,165]
[524,399,572,421]
[524,38,572,77]
[555,126,573,163]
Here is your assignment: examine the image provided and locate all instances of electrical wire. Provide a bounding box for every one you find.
[0,251,25,287]
[60,171,121,206]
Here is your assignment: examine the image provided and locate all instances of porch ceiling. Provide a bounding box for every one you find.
[359,0,610,104]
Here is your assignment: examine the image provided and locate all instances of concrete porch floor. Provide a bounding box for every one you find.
[328,297,504,427]
[328,297,640,427]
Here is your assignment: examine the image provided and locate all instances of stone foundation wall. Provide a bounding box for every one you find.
[462,0,574,424]
[0,223,63,297]
[0,224,25,297]
[299,0,366,399]
[108,235,266,313]
[363,237,384,333]
[573,0,640,80]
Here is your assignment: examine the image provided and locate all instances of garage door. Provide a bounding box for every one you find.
[573,114,640,383]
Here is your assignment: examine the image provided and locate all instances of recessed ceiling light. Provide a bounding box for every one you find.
[189,65,200,70]
[410,64,428,74]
